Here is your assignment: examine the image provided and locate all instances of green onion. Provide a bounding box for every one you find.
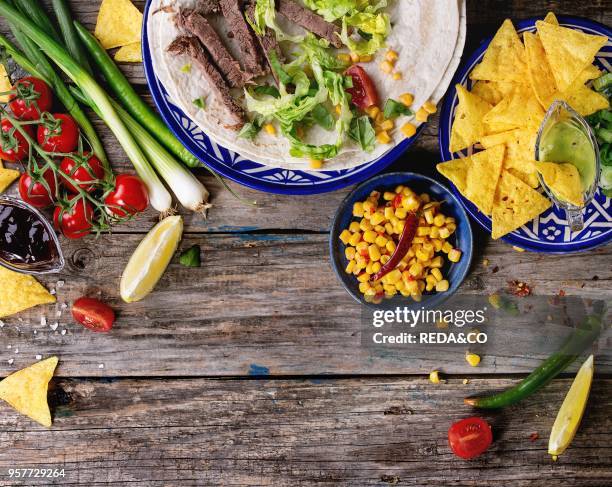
[192,97,206,109]
[593,73,612,93]
[12,0,61,42]
[0,0,172,213]
[51,0,92,74]
[73,21,201,169]
[179,245,201,267]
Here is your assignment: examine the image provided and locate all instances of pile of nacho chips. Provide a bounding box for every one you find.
[94,0,143,62]
[439,13,609,239]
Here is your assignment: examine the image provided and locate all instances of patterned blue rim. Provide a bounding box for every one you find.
[439,15,612,253]
[142,0,426,195]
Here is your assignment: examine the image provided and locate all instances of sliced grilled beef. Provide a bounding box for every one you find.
[276,0,342,48]
[167,36,246,129]
[195,0,220,15]
[179,11,245,88]
[245,1,284,85]
[219,0,267,77]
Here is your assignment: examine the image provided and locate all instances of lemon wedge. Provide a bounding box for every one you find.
[120,215,183,303]
[548,354,594,457]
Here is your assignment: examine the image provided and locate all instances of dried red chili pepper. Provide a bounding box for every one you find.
[370,212,419,282]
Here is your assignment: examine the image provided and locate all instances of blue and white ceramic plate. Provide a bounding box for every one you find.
[439,16,612,253]
[141,1,428,195]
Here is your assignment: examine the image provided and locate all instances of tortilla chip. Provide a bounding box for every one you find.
[471,81,517,106]
[543,12,559,25]
[0,266,55,318]
[524,32,557,110]
[0,164,19,193]
[94,0,142,49]
[484,85,545,133]
[465,145,505,215]
[563,85,610,116]
[536,21,607,92]
[114,42,142,63]
[450,84,493,152]
[0,357,57,427]
[471,19,527,84]
[437,158,469,194]
[491,170,551,239]
[536,162,584,207]
[0,64,11,103]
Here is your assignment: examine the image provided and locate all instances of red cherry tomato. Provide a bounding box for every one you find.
[8,77,53,120]
[104,174,149,217]
[37,113,79,153]
[448,417,493,460]
[53,196,94,239]
[72,297,115,333]
[18,165,57,208]
[0,119,33,162]
[345,65,380,110]
[59,152,105,193]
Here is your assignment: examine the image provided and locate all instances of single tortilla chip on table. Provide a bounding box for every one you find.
[0,64,11,103]
[114,42,142,63]
[491,170,552,239]
[449,84,493,153]
[0,162,20,193]
[536,161,584,207]
[95,0,142,49]
[437,158,469,194]
[0,266,55,318]
[483,85,545,134]
[470,19,527,84]
[465,145,505,216]
[0,357,58,427]
[536,21,607,93]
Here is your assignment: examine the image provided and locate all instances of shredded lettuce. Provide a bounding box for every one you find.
[248,0,304,43]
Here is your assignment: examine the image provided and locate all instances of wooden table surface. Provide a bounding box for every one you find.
[1,1,611,485]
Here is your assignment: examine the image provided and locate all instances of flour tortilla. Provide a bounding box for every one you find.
[148,0,462,170]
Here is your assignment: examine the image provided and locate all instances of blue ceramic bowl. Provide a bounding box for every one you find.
[329,172,473,308]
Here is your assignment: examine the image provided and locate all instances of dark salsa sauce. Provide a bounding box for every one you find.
[0,202,58,267]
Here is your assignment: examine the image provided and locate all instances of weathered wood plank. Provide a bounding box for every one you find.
[0,233,609,377]
[0,377,610,486]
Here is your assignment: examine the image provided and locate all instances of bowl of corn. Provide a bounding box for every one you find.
[330,172,473,308]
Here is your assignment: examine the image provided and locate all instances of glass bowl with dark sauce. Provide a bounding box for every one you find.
[0,196,64,274]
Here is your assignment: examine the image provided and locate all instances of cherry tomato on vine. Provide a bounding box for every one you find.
[345,65,379,110]
[448,417,493,460]
[37,113,79,153]
[104,174,149,217]
[53,196,94,239]
[59,152,105,193]
[72,297,115,333]
[18,165,57,208]
[8,77,53,120]
[0,119,33,162]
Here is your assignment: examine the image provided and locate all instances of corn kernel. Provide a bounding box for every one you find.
[448,248,462,263]
[345,246,356,260]
[368,244,381,261]
[375,235,388,248]
[392,71,402,80]
[337,53,351,64]
[349,52,360,63]
[365,261,373,274]
[445,216,456,224]
[376,130,392,144]
[348,232,362,246]
[374,224,385,233]
[381,119,394,131]
[426,274,437,287]
[432,238,443,251]
[415,248,430,262]
[513,246,525,252]
[399,93,414,106]
[431,268,443,282]
[446,223,457,234]
[335,104,342,115]
[433,214,446,227]
[384,207,395,219]
[365,105,381,119]
[346,260,356,273]
[359,281,371,293]
[439,227,451,239]
[384,222,394,234]
[426,282,434,292]
[357,272,370,283]
[417,226,430,237]
[375,112,386,126]
[385,240,396,253]
[356,240,368,253]
[394,207,407,219]
[418,280,426,292]
[441,241,453,254]
[435,279,450,292]
[430,256,444,268]
[352,202,364,218]
[465,352,481,367]
[408,262,423,277]
[404,195,420,211]
[363,230,377,243]
[380,60,394,74]
[360,219,373,232]
[363,200,375,212]
[415,108,429,122]
[264,123,276,135]
[349,221,360,233]
[382,191,395,201]
[420,193,430,203]
[380,254,390,264]
[371,261,381,274]
[383,283,396,294]
[360,54,373,63]
[401,122,417,138]
[385,50,399,62]
[429,370,441,384]
[422,100,437,114]
[309,159,323,169]
[339,229,351,244]
[370,212,385,226]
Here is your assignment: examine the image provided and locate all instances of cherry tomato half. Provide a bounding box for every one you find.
[345,65,380,110]
[53,196,94,239]
[18,165,57,208]
[104,174,149,218]
[59,152,105,193]
[72,297,115,333]
[37,113,79,153]
[0,119,33,162]
[448,417,493,460]
[8,77,53,120]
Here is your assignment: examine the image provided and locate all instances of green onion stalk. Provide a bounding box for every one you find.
[51,0,92,74]
[0,0,173,214]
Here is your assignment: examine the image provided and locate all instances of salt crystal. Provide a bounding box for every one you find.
[56,280,64,288]
[40,316,47,327]
[50,322,59,331]
[14,348,18,354]
[33,330,37,335]
[7,345,11,349]
[98,363,104,369]
[7,358,13,365]
[50,289,56,295]
[36,354,42,360]
[56,310,62,317]
[0,320,4,328]
[60,303,68,310]
[61,329,67,335]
